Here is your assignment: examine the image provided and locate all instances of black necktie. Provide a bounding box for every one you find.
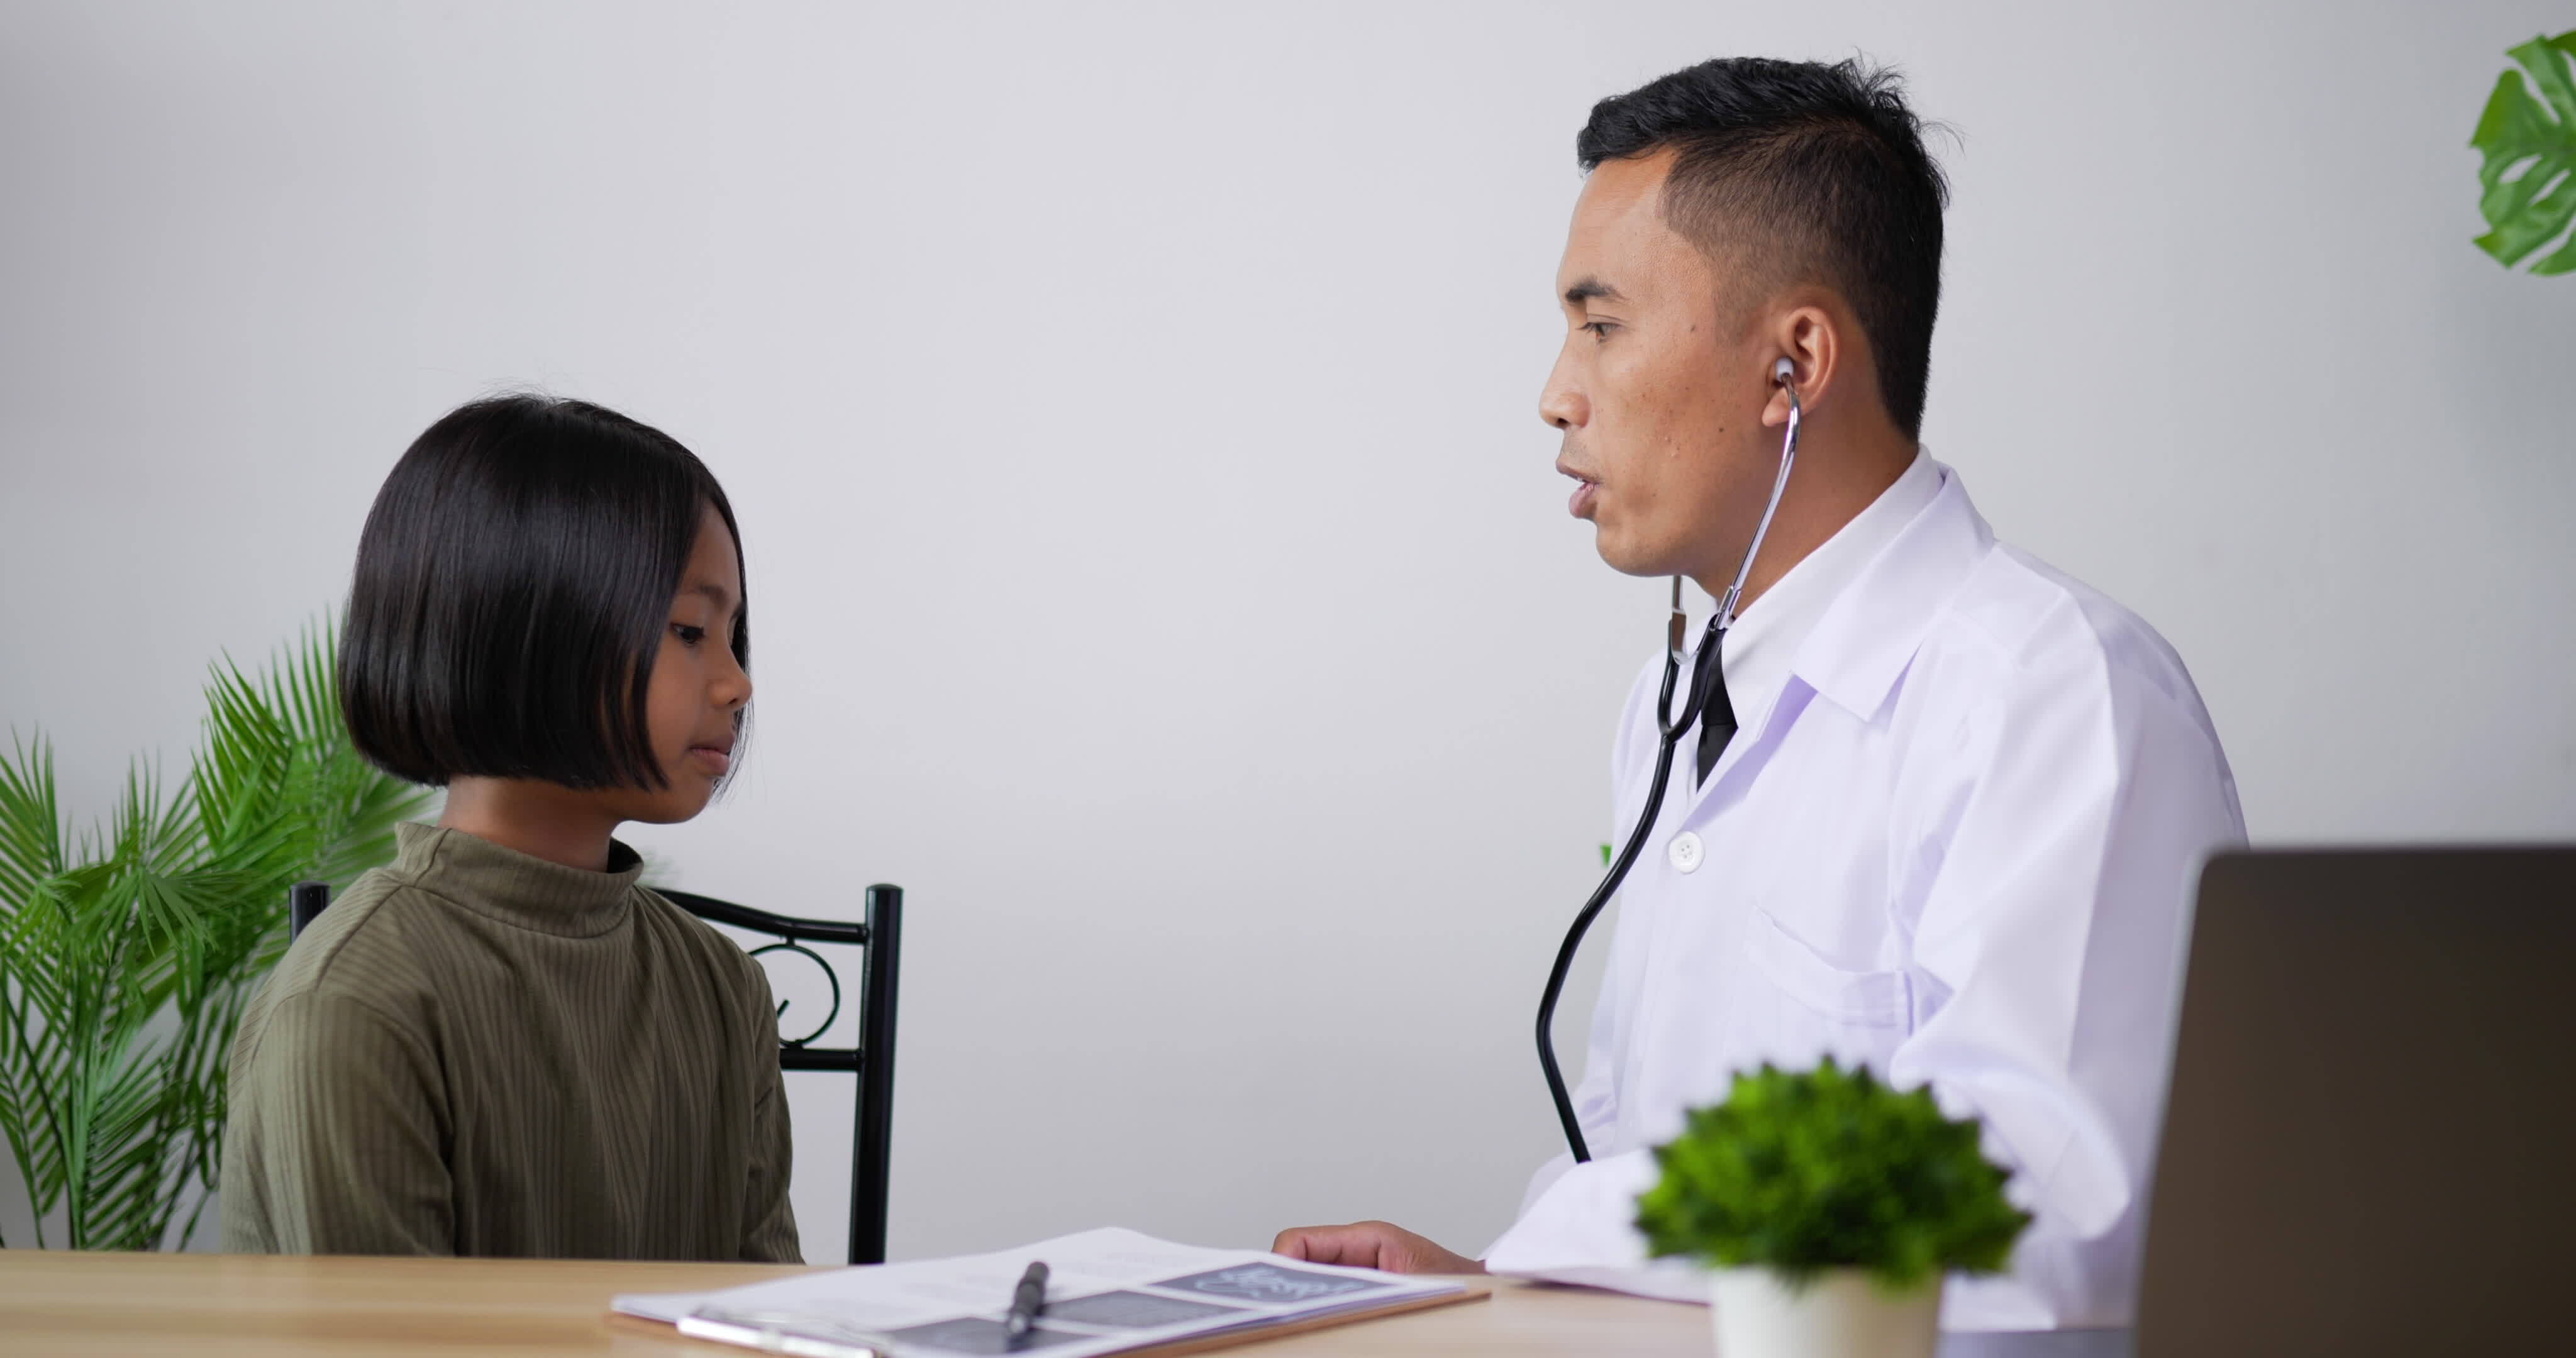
[1690,631,1738,786]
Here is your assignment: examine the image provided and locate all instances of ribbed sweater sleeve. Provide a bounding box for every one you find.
[741,964,801,1263]
[223,990,452,1254]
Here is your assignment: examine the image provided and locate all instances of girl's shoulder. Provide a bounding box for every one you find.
[262,866,433,999]
[629,888,794,1050]
[233,867,450,1061]
[631,886,774,988]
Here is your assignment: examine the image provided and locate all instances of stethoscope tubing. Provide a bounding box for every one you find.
[1535,370,1802,1164]
[1532,639,1693,1162]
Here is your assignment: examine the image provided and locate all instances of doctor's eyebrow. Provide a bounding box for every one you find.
[1563,278,1624,306]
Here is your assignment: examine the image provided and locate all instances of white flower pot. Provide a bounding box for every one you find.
[1706,1266,1941,1358]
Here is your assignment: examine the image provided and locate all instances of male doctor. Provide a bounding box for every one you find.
[1274,57,2244,1330]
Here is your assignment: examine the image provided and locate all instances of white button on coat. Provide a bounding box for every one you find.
[1482,465,2245,1332]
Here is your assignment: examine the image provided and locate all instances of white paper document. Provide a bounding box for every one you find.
[612,1227,1470,1357]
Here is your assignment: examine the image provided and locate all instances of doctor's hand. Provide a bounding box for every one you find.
[1270,1220,1485,1275]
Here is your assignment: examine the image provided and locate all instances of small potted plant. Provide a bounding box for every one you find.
[1633,1058,2031,1358]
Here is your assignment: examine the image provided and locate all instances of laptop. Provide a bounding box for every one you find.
[2135,847,2576,1355]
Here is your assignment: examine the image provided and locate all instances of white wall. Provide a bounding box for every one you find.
[2,0,2569,1262]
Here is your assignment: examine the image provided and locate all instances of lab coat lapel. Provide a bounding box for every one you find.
[1679,464,1994,816]
[1792,465,1996,724]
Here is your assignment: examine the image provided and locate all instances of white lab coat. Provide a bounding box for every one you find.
[1483,462,2245,1330]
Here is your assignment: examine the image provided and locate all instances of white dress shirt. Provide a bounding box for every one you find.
[1484,459,2245,1330]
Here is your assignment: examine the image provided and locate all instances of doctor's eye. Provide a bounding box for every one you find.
[1582,320,1619,341]
[671,624,708,648]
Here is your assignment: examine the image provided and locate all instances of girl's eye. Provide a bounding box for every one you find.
[672,624,707,647]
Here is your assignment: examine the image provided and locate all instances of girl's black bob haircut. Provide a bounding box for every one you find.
[340,394,747,790]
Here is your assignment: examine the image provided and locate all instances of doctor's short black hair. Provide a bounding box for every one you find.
[339,394,748,790]
[1578,56,1949,439]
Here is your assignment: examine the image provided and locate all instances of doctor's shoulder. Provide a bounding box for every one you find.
[1897,542,2229,763]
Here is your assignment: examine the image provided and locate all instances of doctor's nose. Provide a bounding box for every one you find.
[1540,365,1587,431]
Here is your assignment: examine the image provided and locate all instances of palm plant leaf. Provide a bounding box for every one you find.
[0,952,74,1220]
[0,736,67,917]
[0,616,429,1249]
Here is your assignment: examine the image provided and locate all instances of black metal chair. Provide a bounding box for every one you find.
[284,878,904,1264]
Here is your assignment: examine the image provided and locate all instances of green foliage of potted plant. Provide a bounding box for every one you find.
[1634,1058,2031,1358]
[2471,30,2576,274]
[0,623,428,1249]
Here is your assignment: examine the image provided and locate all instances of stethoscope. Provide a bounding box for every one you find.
[1535,356,1804,1163]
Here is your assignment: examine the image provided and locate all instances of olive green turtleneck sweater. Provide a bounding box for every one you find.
[221,822,801,1261]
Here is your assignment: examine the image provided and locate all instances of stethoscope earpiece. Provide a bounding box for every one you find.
[1773,356,1794,385]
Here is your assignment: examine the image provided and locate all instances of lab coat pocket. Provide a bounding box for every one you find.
[1741,909,1913,1073]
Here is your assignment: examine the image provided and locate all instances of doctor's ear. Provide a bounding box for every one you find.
[1761,306,1837,429]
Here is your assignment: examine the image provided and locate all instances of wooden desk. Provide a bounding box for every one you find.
[0,1251,2132,1357]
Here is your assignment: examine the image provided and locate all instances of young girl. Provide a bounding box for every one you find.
[222,395,799,1261]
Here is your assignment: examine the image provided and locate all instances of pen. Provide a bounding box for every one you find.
[1002,1260,1049,1344]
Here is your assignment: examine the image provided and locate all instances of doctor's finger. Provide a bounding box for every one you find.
[1269,1225,1335,1262]
[1269,1224,1381,1267]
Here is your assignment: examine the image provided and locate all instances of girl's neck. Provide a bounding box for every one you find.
[438,777,625,873]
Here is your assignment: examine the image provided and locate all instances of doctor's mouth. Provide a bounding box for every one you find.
[1558,461,1602,519]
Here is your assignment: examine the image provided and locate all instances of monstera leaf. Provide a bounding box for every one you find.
[2472,30,2576,274]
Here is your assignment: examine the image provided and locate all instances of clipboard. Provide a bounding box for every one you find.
[1109,1283,1487,1357]
[610,1228,1489,1358]
[618,1284,1489,1357]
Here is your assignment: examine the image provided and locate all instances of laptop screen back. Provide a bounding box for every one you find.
[2136,848,2576,1355]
